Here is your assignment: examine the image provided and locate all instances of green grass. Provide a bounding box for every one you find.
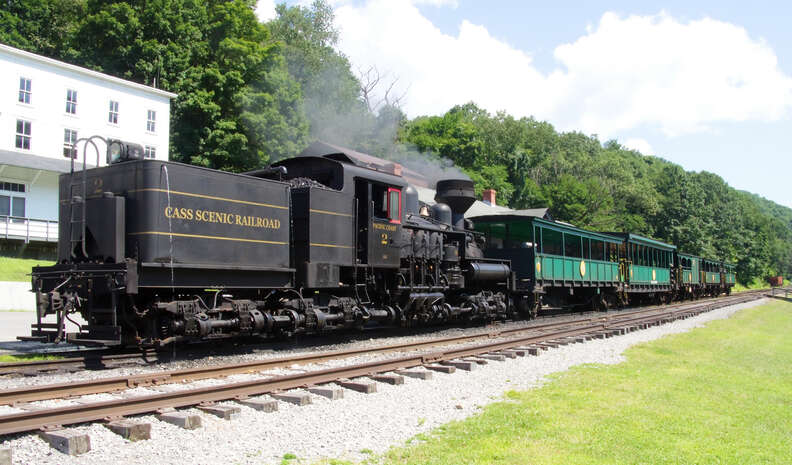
[380,300,792,465]
[734,277,767,292]
[0,354,63,363]
[0,256,54,282]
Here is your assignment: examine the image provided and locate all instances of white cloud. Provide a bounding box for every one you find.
[255,0,277,22]
[413,0,459,7]
[622,138,653,155]
[551,12,792,137]
[334,3,792,140]
[335,0,552,120]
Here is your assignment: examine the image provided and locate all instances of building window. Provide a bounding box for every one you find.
[0,182,26,220]
[66,89,77,114]
[109,100,119,124]
[0,182,25,193]
[144,146,156,159]
[64,129,78,159]
[146,110,156,132]
[15,120,31,150]
[18,77,31,104]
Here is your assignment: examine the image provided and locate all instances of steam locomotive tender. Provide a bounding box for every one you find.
[30,141,515,346]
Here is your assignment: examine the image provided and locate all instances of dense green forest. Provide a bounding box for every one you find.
[2,0,790,283]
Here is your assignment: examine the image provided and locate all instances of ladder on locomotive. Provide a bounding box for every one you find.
[355,281,372,305]
[68,147,90,259]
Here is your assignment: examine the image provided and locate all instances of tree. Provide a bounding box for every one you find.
[464,163,514,205]
[0,0,84,58]
[403,109,483,167]
[541,175,614,229]
[71,0,309,171]
[268,0,363,146]
[513,178,547,209]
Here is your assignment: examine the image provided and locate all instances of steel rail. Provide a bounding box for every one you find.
[0,350,159,376]
[604,295,757,330]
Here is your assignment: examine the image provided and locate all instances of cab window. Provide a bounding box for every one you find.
[387,188,401,224]
[372,184,388,219]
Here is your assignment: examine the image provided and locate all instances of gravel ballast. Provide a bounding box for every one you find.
[0,299,766,465]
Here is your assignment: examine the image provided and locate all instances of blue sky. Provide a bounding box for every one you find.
[260,0,792,208]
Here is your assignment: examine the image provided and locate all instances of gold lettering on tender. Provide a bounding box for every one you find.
[165,207,281,229]
[165,206,195,220]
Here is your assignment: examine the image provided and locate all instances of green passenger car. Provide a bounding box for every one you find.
[473,215,622,289]
[603,233,676,293]
[677,253,701,285]
[699,259,736,295]
[702,259,722,285]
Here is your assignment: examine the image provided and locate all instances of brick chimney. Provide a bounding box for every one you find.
[482,189,496,206]
[384,162,403,176]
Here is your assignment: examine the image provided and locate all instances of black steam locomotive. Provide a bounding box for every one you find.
[30,140,516,346]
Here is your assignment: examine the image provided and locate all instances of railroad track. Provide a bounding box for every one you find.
[0,292,763,436]
[0,349,160,376]
[0,289,767,378]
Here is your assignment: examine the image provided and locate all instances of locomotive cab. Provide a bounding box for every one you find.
[356,179,403,268]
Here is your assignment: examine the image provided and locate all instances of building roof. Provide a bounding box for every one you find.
[414,185,512,218]
[0,149,91,173]
[0,43,177,99]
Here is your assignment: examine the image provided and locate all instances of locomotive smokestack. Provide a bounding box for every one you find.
[435,179,476,230]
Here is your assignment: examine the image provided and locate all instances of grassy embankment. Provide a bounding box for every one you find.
[0,256,54,282]
[314,300,792,465]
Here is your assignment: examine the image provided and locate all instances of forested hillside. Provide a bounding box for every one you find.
[2,0,789,283]
[399,104,792,283]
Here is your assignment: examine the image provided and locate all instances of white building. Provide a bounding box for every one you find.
[0,43,176,249]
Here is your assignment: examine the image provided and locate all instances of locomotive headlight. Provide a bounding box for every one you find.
[107,140,123,164]
[107,139,144,164]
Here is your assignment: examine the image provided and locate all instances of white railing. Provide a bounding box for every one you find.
[770,287,791,299]
[0,215,58,243]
